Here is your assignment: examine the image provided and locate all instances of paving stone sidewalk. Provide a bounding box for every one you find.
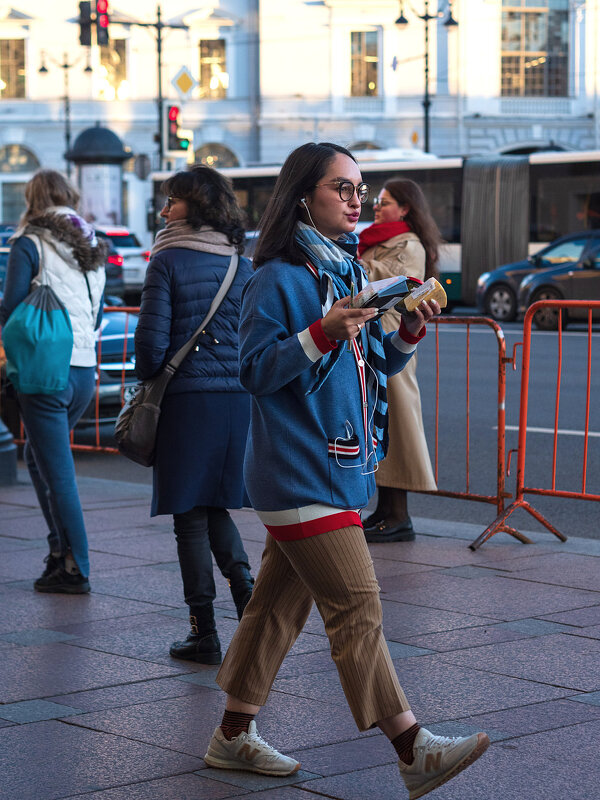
[1,470,600,800]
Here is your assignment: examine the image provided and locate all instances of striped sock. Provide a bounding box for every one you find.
[392,723,421,765]
[220,710,255,741]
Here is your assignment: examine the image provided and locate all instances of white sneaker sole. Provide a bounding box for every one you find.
[204,751,301,777]
[409,732,490,800]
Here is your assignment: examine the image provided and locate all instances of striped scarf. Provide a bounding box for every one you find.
[294,221,389,452]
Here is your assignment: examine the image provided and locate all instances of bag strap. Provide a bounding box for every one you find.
[28,235,46,288]
[166,251,239,372]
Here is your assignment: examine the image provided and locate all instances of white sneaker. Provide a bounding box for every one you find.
[204,720,301,776]
[398,727,490,799]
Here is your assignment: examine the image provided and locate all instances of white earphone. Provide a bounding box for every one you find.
[300,197,318,229]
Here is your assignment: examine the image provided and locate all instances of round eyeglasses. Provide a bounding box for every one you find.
[314,180,370,204]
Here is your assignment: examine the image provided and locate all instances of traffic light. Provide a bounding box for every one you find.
[79,1,92,46]
[165,105,191,152]
[96,0,110,46]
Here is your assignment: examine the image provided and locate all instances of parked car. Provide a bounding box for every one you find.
[518,242,600,330]
[95,226,149,298]
[104,244,126,298]
[476,231,600,322]
[77,305,138,427]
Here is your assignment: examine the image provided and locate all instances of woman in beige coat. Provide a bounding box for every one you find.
[358,178,442,542]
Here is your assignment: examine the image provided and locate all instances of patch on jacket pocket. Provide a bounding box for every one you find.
[328,433,360,460]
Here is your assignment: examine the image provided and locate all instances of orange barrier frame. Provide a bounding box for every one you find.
[4,304,596,551]
[470,300,600,550]
[416,316,531,549]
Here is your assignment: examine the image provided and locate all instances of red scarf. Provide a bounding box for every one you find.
[357,220,411,258]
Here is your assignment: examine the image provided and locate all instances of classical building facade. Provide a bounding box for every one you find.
[1,0,598,242]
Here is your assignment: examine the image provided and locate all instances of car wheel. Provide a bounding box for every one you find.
[530,287,567,331]
[484,284,517,322]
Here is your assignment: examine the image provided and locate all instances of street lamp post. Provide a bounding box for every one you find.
[395,1,458,153]
[39,52,92,177]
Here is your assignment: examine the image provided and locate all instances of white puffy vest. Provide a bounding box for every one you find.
[28,234,106,367]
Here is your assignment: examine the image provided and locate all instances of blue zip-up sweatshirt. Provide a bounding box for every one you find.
[239,257,423,539]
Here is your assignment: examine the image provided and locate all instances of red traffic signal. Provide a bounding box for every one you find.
[96,0,109,45]
[165,105,189,152]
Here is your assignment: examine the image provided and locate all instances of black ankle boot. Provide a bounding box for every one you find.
[169,605,222,664]
[228,565,254,620]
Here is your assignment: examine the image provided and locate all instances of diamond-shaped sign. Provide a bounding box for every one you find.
[172,66,197,100]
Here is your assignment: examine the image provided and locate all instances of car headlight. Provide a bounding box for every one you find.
[477,272,491,287]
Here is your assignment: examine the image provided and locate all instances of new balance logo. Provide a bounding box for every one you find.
[425,752,442,772]
[238,743,261,761]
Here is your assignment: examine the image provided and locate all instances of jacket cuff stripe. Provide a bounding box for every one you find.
[399,318,427,344]
[298,319,337,362]
[264,510,363,541]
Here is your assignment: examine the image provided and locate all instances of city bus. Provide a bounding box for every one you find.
[151,149,600,306]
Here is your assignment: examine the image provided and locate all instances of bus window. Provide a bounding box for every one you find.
[530,160,600,242]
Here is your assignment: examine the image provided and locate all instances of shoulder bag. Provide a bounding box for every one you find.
[114,252,239,467]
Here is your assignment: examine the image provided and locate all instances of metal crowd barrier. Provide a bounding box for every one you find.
[413,316,526,549]
[2,303,597,551]
[470,300,600,549]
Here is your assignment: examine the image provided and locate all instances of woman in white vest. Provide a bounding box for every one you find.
[0,170,106,593]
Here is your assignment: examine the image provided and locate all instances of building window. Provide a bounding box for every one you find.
[195,143,239,168]
[0,145,39,173]
[501,0,568,97]
[99,40,128,100]
[351,31,379,97]
[199,39,228,99]
[0,39,25,98]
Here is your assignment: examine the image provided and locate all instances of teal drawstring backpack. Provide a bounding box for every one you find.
[2,235,73,395]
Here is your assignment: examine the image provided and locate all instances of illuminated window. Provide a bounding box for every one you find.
[351,31,379,97]
[0,39,25,98]
[195,143,239,168]
[0,145,39,173]
[199,40,228,99]
[99,40,129,101]
[501,0,568,97]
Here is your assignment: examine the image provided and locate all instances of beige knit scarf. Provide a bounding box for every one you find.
[150,220,235,257]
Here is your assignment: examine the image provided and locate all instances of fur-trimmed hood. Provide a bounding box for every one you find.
[17,213,108,273]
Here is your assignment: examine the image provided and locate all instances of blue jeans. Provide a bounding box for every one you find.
[18,366,96,578]
[173,506,250,611]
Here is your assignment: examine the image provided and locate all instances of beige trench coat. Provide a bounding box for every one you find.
[360,232,436,491]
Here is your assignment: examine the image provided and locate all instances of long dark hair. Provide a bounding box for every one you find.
[161,165,246,253]
[384,178,442,280]
[253,142,357,269]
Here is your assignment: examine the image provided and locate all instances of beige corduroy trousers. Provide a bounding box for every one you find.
[216,524,411,731]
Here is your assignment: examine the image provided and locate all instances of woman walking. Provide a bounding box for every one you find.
[0,169,106,593]
[202,143,489,799]
[134,166,254,664]
[359,178,441,542]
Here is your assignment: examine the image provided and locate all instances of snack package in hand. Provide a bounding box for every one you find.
[397,277,447,313]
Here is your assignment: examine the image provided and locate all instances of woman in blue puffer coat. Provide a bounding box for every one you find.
[134,166,254,664]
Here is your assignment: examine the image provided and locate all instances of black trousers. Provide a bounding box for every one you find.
[173,505,250,611]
